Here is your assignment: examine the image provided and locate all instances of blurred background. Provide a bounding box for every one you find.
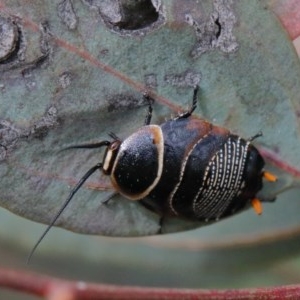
[1,188,300,299]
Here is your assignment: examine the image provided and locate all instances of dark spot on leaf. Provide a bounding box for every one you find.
[0,19,52,74]
[82,0,165,36]
[111,0,159,30]
[0,120,22,161]
[59,71,72,88]
[164,70,201,88]
[99,48,109,57]
[31,106,59,140]
[57,0,78,30]
[0,145,7,161]
[0,15,19,63]
[20,51,50,77]
[39,22,52,55]
[0,15,24,66]
[186,1,239,58]
[144,73,157,89]
[214,17,221,39]
[106,93,147,112]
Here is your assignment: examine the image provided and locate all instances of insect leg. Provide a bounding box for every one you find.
[263,171,277,182]
[248,131,263,141]
[157,216,164,234]
[176,85,199,119]
[251,198,263,215]
[143,93,154,125]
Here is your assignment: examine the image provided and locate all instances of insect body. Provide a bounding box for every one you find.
[104,86,274,221]
[28,86,276,261]
[110,115,263,221]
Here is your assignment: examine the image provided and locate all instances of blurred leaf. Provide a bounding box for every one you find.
[269,0,300,40]
[0,0,300,239]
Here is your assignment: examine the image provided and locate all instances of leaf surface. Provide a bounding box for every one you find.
[0,0,300,238]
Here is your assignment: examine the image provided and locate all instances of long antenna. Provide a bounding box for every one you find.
[27,162,103,264]
[61,140,111,150]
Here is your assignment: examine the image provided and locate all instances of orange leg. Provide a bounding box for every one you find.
[263,171,277,182]
[251,198,263,215]
[251,171,277,215]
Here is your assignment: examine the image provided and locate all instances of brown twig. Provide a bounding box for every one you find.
[259,146,300,178]
[1,267,300,300]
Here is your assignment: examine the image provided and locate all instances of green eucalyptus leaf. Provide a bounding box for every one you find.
[1,0,300,238]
